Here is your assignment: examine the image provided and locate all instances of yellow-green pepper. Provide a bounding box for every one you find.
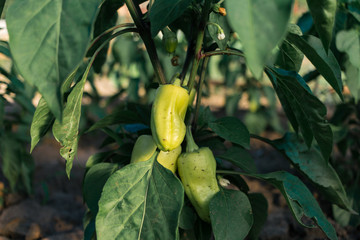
[157,145,181,174]
[151,79,189,151]
[177,127,219,222]
[131,135,182,174]
[130,135,157,163]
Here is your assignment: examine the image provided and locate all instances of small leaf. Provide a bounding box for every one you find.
[209,188,253,240]
[273,133,353,213]
[30,97,54,153]
[149,0,192,37]
[306,0,337,51]
[209,116,250,149]
[225,0,294,78]
[208,12,231,50]
[83,163,119,214]
[217,146,257,173]
[275,24,304,72]
[96,155,184,240]
[252,171,338,240]
[247,193,268,240]
[52,76,87,178]
[6,0,103,119]
[287,33,343,100]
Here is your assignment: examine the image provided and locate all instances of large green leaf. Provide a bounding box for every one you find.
[96,155,184,240]
[225,0,293,78]
[6,0,102,119]
[287,33,343,100]
[275,24,304,72]
[273,133,353,212]
[247,193,268,240]
[217,146,257,173]
[209,116,250,149]
[149,0,192,37]
[267,68,333,161]
[306,0,337,52]
[252,171,338,240]
[83,163,119,214]
[209,188,253,240]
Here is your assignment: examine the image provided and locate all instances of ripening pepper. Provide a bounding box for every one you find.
[157,145,181,173]
[177,127,220,223]
[131,135,182,173]
[151,79,189,151]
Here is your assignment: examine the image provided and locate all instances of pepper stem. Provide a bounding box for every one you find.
[186,126,199,152]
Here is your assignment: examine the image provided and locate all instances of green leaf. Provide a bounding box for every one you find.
[336,29,360,67]
[287,33,343,100]
[0,41,11,58]
[83,163,119,214]
[252,171,338,240]
[0,134,34,195]
[344,61,360,101]
[149,0,192,37]
[306,0,337,51]
[96,155,184,240]
[247,193,268,240]
[336,30,360,101]
[0,0,5,16]
[179,205,197,230]
[208,12,231,50]
[90,0,123,73]
[273,133,353,213]
[209,188,253,240]
[87,109,143,132]
[209,116,250,149]
[6,0,103,119]
[225,0,294,78]
[52,76,87,178]
[30,97,54,153]
[275,24,304,72]
[332,185,360,227]
[217,146,257,173]
[267,68,333,161]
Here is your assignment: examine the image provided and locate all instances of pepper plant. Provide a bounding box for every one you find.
[3,0,359,239]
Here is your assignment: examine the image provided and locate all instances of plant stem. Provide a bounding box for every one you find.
[125,0,166,85]
[187,0,212,91]
[186,126,199,152]
[193,57,209,130]
[201,49,245,59]
[250,133,276,147]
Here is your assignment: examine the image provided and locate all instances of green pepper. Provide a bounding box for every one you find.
[162,27,178,54]
[177,127,220,222]
[130,135,157,163]
[131,135,182,174]
[151,79,189,151]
